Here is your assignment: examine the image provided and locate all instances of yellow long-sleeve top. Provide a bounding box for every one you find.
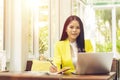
[53,39,93,74]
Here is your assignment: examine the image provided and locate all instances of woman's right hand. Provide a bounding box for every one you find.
[49,65,58,73]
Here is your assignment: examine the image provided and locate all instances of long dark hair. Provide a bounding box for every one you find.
[60,15,85,52]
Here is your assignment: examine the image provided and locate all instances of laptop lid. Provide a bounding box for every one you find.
[75,52,113,75]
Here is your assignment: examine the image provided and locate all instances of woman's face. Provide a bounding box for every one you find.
[66,20,80,42]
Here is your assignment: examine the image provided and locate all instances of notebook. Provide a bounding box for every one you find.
[75,52,113,75]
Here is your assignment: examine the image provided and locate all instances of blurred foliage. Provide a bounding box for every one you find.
[95,8,120,53]
[95,9,112,40]
[39,26,48,54]
[96,42,112,52]
[95,9,112,52]
[116,8,120,53]
[117,40,120,53]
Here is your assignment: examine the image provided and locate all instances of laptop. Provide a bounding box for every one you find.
[75,52,113,75]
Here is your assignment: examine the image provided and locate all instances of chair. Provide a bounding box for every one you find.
[111,58,120,80]
[25,59,51,71]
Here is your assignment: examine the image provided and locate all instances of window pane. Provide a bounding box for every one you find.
[116,7,120,54]
[28,0,49,57]
[72,0,77,15]
[95,9,112,52]
[38,1,49,55]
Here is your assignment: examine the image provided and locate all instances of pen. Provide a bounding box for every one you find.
[42,56,56,67]
[46,59,56,67]
[44,57,56,67]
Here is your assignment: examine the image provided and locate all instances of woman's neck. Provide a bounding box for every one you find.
[68,38,76,43]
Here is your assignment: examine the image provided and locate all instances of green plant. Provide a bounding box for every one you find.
[117,40,120,53]
[96,42,112,52]
[39,26,48,54]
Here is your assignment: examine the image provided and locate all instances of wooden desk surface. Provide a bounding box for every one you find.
[0,71,116,80]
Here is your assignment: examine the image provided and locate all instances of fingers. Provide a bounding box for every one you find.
[49,65,57,73]
[57,67,71,74]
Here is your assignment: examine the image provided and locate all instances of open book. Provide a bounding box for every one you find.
[47,67,71,75]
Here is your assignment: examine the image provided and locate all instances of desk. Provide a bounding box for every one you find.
[0,72,116,80]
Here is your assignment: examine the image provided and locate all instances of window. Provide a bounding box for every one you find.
[72,0,120,58]
[93,5,120,57]
[95,8,112,52]
[116,7,120,53]
[26,0,64,59]
[28,0,49,58]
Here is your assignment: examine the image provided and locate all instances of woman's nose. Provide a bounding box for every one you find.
[73,28,76,31]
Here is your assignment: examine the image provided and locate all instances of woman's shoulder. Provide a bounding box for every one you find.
[85,39,93,52]
[55,40,66,45]
[85,39,91,44]
[55,39,69,46]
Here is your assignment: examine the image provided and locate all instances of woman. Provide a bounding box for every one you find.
[49,15,93,74]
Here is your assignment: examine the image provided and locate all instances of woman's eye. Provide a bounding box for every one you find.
[76,26,80,29]
[70,26,73,29]
[69,26,80,29]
